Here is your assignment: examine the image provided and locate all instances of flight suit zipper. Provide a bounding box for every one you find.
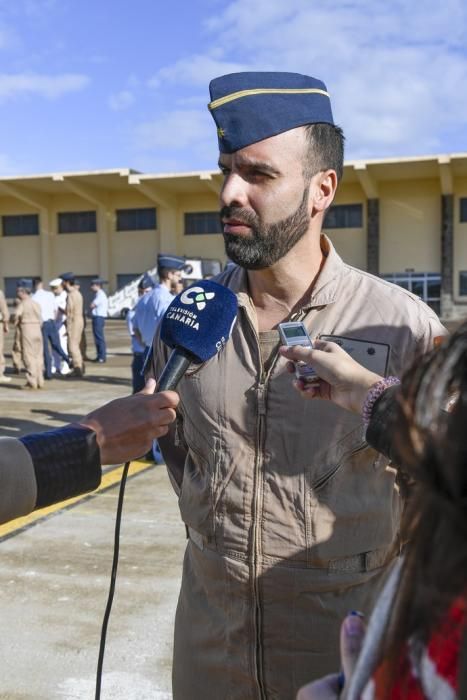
[253,379,267,700]
[243,305,309,698]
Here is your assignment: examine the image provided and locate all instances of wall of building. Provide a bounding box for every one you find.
[176,193,225,262]
[379,179,441,275]
[325,182,366,269]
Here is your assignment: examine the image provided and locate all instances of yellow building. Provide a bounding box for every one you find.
[1,153,467,319]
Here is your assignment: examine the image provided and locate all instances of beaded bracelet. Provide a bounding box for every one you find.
[362,376,400,426]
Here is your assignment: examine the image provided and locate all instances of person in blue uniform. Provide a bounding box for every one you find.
[132,254,186,357]
[127,273,155,393]
[90,278,109,363]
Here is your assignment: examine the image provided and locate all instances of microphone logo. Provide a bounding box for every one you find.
[180,286,215,311]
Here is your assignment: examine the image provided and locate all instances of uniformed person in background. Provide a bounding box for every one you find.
[11,302,23,375]
[15,279,43,390]
[75,278,88,362]
[89,277,109,363]
[32,277,70,380]
[61,272,84,377]
[127,273,155,393]
[132,254,185,355]
[0,286,10,383]
[49,277,71,375]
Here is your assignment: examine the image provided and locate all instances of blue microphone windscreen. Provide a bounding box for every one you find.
[160,280,238,363]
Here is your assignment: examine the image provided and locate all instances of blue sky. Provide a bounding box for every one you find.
[1,0,467,176]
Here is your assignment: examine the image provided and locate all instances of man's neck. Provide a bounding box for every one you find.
[247,232,324,331]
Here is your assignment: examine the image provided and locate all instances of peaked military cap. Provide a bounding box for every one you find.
[157,254,187,271]
[208,71,334,153]
[60,272,75,281]
[138,273,155,289]
[91,277,106,285]
[17,278,33,290]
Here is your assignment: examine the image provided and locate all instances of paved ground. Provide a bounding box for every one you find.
[0,322,185,700]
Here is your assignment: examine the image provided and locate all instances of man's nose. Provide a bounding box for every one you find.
[220,173,249,209]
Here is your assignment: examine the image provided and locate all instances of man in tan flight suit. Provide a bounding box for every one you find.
[0,287,11,383]
[148,71,447,700]
[61,272,84,377]
[15,279,43,389]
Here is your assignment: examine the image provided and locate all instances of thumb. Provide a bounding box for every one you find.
[340,612,365,683]
[140,377,157,395]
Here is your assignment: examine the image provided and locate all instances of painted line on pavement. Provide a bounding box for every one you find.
[0,460,154,543]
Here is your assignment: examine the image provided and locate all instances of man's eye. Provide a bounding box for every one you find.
[249,170,270,180]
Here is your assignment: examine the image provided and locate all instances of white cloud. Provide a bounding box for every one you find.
[0,72,90,101]
[134,109,213,151]
[132,108,218,171]
[145,0,467,159]
[109,89,135,111]
[148,54,247,89]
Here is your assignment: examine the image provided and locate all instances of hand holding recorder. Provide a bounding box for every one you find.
[279,338,383,415]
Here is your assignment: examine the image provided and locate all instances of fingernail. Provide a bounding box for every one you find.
[345,615,364,637]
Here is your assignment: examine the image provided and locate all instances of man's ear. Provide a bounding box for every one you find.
[310,169,338,214]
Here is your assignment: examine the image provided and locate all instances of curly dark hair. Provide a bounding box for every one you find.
[382,320,467,681]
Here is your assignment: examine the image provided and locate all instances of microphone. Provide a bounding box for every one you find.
[157,280,238,391]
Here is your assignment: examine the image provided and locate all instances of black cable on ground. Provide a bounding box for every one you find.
[95,460,130,700]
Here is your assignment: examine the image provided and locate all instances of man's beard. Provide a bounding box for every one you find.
[221,186,311,270]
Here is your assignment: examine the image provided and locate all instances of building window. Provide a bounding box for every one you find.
[58,211,97,234]
[116,208,157,231]
[2,214,39,236]
[383,272,441,315]
[185,212,222,235]
[324,204,363,229]
[460,271,467,296]
[460,198,467,222]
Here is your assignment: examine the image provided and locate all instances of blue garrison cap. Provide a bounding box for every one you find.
[17,278,33,290]
[208,71,334,153]
[157,254,187,271]
[60,272,75,281]
[138,273,155,289]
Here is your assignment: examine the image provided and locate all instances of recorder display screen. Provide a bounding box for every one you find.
[283,326,307,339]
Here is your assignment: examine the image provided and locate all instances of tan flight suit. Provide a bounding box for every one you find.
[66,287,84,369]
[12,325,23,372]
[16,296,43,388]
[0,289,9,377]
[150,235,447,700]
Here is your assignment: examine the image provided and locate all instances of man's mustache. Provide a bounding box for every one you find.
[219,206,258,227]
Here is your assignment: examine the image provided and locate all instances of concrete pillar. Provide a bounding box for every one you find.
[366,198,379,275]
[159,207,178,255]
[39,208,51,282]
[97,205,110,284]
[441,194,454,319]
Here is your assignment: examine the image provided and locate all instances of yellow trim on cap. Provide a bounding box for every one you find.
[208,87,329,111]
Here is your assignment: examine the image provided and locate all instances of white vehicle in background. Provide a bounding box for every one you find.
[107,258,223,318]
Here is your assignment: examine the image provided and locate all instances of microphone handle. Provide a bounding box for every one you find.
[157,347,196,391]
